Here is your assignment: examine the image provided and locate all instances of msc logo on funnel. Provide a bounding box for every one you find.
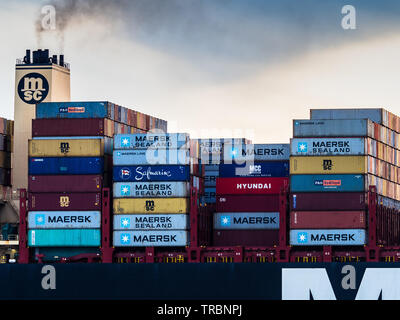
[18,73,49,104]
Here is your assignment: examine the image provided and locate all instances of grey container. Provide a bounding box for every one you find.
[310,108,384,124]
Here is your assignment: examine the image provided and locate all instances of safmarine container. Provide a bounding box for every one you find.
[113,214,189,230]
[28,175,103,193]
[113,198,189,214]
[36,101,112,119]
[290,193,366,211]
[289,229,366,246]
[29,139,109,157]
[113,230,189,247]
[290,174,364,192]
[223,144,290,162]
[291,138,366,156]
[113,165,190,182]
[290,156,366,174]
[113,149,190,165]
[28,229,101,247]
[113,182,190,198]
[216,195,280,212]
[28,211,101,229]
[216,177,288,195]
[290,211,366,229]
[219,161,289,178]
[214,212,280,230]
[29,193,101,211]
[114,133,189,149]
[28,157,105,175]
[213,230,279,246]
[32,118,114,137]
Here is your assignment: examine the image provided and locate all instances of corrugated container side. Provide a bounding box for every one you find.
[290,192,366,211]
[290,211,366,229]
[28,175,103,193]
[36,101,109,119]
[290,156,366,174]
[223,143,290,161]
[113,214,189,230]
[29,139,106,157]
[113,165,190,182]
[216,195,280,212]
[113,149,190,165]
[219,161,289,178]
[216,177,288,195]
[113,182,190,198]
[213,230,279,246]
[113,230,188,247]
[113,198,189,214]
[28,193,101,211]
[28,211,101,229]
[32,118,109,137]
[290,174,365,192]
[214,212,280,229]
[28,157,105,175]
[289,229,366,246]
[28,229,101,247]
[290,137,366,156]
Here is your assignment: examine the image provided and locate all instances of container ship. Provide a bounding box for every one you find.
[1,49,400,300]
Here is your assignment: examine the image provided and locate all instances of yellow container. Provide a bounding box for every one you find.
[29,139,105,157]
[113,198,189,214]
[290,156,366,174]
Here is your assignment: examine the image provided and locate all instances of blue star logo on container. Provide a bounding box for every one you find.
[35,214,46,226]
[297,142,307,153]
[120,233,131,245]
[121,136,130,147]
[221,216,231,227]
[297,232,308,243]
[121,185,131,196]
[230,148,238,159]
[121,218,131,229]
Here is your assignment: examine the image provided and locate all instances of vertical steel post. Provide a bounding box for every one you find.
[101,188,114,263]
[190,186,199,248]
[277,185,290,262]
[18,189,29,264]
[366,186,379,261]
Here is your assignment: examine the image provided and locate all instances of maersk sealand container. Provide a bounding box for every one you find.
[36,102,112,119]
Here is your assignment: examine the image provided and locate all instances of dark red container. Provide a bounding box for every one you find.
[290,211,366,229]
[216,195,280,212]
[216,177,288,195]
[28,175,104,193]
[28,192,101,211]
[290,192,366,211]
[213,230,279,246]
[32,118,109,137]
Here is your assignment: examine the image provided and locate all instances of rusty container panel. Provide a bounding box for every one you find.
[290,211,366,229]
[28,193,101,211]
[212,230,279,247]
[290,192,366,211]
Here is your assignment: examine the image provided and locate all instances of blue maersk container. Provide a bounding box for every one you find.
[290,229,366,246]
[290,174,365,192]
[219,161,289,178]
[114,133,189,149]
[113,149,190,165]
[36,102,111,119]
[29,157,105,175]
[28,229,101,247]
[113,165,190,182]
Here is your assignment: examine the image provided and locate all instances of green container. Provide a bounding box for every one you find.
[28,229,101,247]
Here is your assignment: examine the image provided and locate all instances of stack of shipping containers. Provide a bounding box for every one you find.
[112,133,195,248]
[290,108,400,247]
[0,118,13,194]
[214,144,290,246]
[27,101,166,260]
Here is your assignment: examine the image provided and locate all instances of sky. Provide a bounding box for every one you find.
[1,0,400,142]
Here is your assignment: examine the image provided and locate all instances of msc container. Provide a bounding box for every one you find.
[216,195,280,212]
[290,174,364,192]
[223,144,290,162]
[28,229,101,247]
[289,229,366,246]
[32,118,114,137]
[290,192,366,211]
[113,214,189,230]
[290,138,366,156]
[28,211,101,229]
[28,193,101,211]
[28,175,103,193]
[0,152,11,169]
[113,149,190,165]
[219,161,289,178]
[28,157,105,175]
[36,101,112,119]
[213,230,279,246]
[114,133,189,149]
[113,165,190,182]
[290,156,366,174]
[214,212,280,230]
[216,177,288,195]
[29,139,110,157]
[113,230,189,247]
[113,182,190,198]
[113,198,189,214]
[290,211,366,229]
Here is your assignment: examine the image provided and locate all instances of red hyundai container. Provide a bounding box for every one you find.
[216,177,288,195]
[216,195,280,212]
[28,175,104,193]
[290,211,366,229]
[29,192,101,211]
[32,118,110,137]
[290,192,366,211]
[213,230,279,246]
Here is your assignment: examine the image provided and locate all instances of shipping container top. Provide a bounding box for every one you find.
[114,133,190,149]
[223,143,290,162]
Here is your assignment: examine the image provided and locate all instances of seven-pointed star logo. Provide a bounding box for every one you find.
[221,216,231,226]
[121,218,130,228]
[121,233,130,244]
[298,232,308,243]
[298,142,307,153]
[121,137,130,146]
[35,214,45,225]
[121,185,130,195]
